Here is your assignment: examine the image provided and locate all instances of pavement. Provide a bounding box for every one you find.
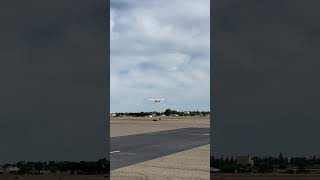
[110,127,210,170]
[110,116,210,180]
[111,144,210,180]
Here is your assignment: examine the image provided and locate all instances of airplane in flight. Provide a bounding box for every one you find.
[147,98,165,120]
[148,98,165,103]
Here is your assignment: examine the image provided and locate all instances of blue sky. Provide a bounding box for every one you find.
[110,0,210,113]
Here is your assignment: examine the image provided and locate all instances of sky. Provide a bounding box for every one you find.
[110,0,210,113]
[0,0,108,163]
[213,0,320,157]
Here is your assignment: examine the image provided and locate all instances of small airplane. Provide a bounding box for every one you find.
[148,98,165,103]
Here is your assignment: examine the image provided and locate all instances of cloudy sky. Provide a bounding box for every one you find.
[110,0,210,113]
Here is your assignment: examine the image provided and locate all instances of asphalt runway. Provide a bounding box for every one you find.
[110,127,210,170]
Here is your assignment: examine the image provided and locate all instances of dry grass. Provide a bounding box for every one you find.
[110,116,210,137]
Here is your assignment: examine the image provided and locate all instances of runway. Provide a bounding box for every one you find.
[110,127,210,170]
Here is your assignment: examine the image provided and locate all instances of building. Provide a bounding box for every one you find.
[236,155,254,166]
[183,111,190,115]
[3,166,20,174]
[0,166,4,174]
[210,167,220,173]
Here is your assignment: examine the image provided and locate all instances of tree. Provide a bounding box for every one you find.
[279,153,285,164]
[48,161,58,173]
[164,109,172,116]
[35,162,44,174]
[97,158,109,174]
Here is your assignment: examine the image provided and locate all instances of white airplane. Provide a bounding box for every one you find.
[148,98,165,103]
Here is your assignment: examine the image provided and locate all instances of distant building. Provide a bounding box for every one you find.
[210,167,220,173]
[0,166,4,174]
[110,113,117,117]
[5,166,20,174]
[307,168,320,174]
[183,111,190,115]
[40,170,51,174]
[56,170,72,175]
[236,155,254,166]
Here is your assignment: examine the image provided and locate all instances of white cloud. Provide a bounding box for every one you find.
[111,0,210,112]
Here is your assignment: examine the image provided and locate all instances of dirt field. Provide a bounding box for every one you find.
[110,116,210,137]
[213,174,320,180]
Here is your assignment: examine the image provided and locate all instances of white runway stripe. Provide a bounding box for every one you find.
[189,133,210,136]
[110,150,121,154]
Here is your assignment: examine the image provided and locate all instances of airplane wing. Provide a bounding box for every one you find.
[148,98,165,101]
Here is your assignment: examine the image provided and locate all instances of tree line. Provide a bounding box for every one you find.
[212,154,320,173]
[112,109,210,117]
[1,158,109,175]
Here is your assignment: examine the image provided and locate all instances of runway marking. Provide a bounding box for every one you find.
[189,133,210,136]
[110,150,120,154]
[111,127,210,170]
